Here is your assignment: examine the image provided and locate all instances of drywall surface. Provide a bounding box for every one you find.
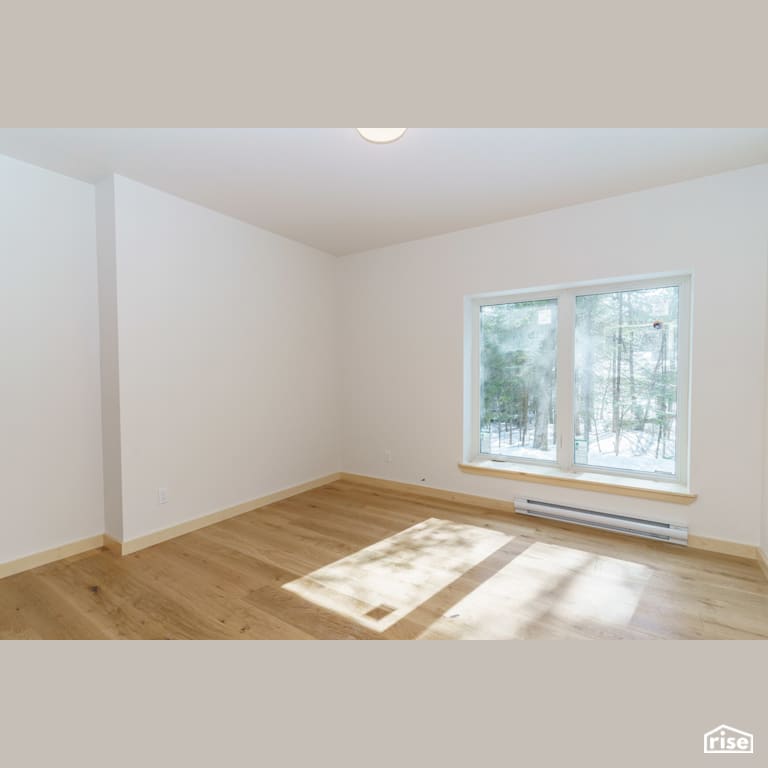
[0,156,104,562]
[339,164,768,544]
[3,155,767,558]
[95,177,124,540]
[111,177,340,540]
[762,246,768,559]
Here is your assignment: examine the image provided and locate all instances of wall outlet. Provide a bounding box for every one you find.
[384,449,392,463]
[157,487,169,505]
[418,475,427,484]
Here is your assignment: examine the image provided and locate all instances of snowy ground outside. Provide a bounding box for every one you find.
[481,424,675,475]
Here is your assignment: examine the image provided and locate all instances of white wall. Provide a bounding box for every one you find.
[2,155,767,558]
[339,164,768,545]
[95,177,124,540]
[110,176,340,541]
[0,156,104,562]
[762,249,768,559]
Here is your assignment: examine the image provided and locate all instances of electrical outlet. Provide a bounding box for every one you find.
[418,475,427,484]
[157,487,169,505]
[384,449,392,463]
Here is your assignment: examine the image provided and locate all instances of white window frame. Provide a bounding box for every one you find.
[467,273,692,486]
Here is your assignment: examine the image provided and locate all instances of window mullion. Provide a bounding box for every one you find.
[556,291,575,472]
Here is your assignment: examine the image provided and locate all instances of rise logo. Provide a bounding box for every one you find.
[703,725,754,755]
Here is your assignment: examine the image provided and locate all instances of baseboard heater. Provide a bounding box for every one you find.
[513,497,688,545]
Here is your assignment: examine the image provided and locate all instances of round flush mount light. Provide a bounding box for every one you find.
[356,128,407,144]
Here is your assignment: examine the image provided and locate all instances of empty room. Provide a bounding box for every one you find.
[1,128,768,640]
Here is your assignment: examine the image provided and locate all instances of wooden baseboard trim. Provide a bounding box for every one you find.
[0,534,105,580]
[338,472,757,561]
[758,548,768,581]
[3,473,760,577]
[116,473,343,556]
[103,535,122,556]
[338,472,519,515]
[687,535,757,561]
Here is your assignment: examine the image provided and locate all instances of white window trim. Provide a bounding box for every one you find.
[466,273,692,487]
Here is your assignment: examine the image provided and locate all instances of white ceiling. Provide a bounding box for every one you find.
[1,128,767,256]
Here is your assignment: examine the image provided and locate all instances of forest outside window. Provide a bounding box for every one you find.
[471,275,691,485]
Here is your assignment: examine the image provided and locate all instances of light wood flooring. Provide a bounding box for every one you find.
[1,479,767,639]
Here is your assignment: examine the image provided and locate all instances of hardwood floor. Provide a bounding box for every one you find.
[1,479,767,639]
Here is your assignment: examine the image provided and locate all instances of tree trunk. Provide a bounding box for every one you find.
[533,371,551,451]
[521,390,528,446]
[592,415,603,453]
[627,294,638,426]
[613,292,624,455]
[533,394,549,450]
[582,300,594,452]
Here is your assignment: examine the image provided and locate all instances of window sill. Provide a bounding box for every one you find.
[458,460,697,505]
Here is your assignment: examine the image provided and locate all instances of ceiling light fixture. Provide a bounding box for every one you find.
[356,128,407,144]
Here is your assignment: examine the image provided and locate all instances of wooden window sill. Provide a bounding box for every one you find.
[458,461,697,505]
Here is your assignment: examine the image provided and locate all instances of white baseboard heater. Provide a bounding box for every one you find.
[513,497,688,545]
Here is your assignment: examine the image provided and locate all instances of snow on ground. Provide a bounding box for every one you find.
[481,424,675,475]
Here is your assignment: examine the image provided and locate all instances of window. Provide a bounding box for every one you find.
[471,275,691,484]
[479,298,558,462]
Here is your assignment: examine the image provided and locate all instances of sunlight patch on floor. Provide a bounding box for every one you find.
[419,541,654,639]
[282,517,512,631]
